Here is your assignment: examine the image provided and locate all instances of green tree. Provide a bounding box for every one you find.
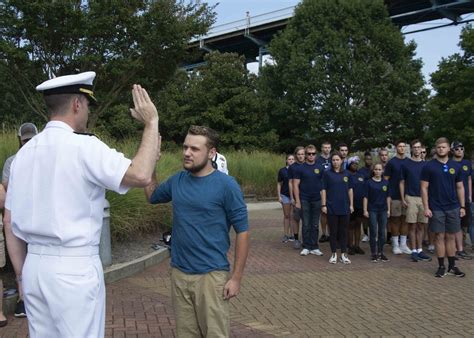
[259,0,428,151]
[0,0,214,137]
[157,51,277,149]
[426,26,474,154]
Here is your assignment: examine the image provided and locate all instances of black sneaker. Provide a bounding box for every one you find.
[348,246,355,255]
[371,254,378,262]
[417,251,432,262]
[379,253,389,262]
[456,250,473,260]
[447,266,465,277]
[14,300,27,318]
[354,246,365,255]
[435,266,446,278]
[319,235,326,243]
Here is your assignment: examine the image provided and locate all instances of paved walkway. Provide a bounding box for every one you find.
[2,207,474,337]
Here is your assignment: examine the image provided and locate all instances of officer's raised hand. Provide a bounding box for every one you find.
[130,84,158,124]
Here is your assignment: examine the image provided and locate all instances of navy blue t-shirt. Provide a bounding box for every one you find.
[322,169,353,215]
[454,159,472,204]
[315,155,331,170]
[364,178,390,212]
[288,162,302,180]
[277,167,290,197]
[384,157,406,200]
[350,171,366,210]
[400,159,426,197]
[358,166,371,180]
[294,162,324,202]
[420,159,463,211]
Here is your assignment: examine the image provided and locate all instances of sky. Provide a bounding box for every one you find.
[204,0,473,87]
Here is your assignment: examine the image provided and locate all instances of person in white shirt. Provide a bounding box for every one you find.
[3,71,160,337]
[212,152,229,175]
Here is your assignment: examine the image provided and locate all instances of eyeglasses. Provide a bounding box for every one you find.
[443,164,448,173]
[454,147,464,151]
[306,152,316,156]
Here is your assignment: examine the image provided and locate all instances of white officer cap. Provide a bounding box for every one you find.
[36,71,97,103]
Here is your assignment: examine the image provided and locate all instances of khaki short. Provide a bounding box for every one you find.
[171,268,230,337]
[0,227,5,268]
[390,199,405,217]
[405,195,428,224]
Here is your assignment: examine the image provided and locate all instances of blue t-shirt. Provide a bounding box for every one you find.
[358,166,371,180]
[364,178,390,212]
[294,162,324,202]
[315,155,331,170]
[400,159,426,197]
[454,159,472,204]
[150,170,248,274]
[420,159,463,212]
[322,169,353,215]
[350,171,366,210]
[277,167,290,197]
[384,157,406,200]
[288,162,302,180]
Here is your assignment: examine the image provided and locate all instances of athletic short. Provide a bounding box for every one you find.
[350,208,364,221]
[293,207,302,222]
[429,208,461,234]
[390,199,405,217]
[0,226,5,268]
[405,195,428,224]
[280,194,291,205]
[461,202,472,229]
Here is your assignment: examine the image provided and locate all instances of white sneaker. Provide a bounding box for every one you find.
[400,245,412,255]
[300,249,310,256]
[310,249,324,256]
[329,253,337,264]
[340,253,351,264]
[361,234,369,242]
[392,246,402,255]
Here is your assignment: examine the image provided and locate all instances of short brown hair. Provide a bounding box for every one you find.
[294,146,305,155]
[305,144,317,153]
[187,125,219,149]
[435,137,449,147]
[410,139,421,147]
[44,93,82,117]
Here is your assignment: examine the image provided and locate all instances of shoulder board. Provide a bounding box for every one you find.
[74,132,96,137]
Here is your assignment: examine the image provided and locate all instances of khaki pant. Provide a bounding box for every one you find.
[171,268,230,338]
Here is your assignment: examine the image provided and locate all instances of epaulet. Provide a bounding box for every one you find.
[74,131,96,137]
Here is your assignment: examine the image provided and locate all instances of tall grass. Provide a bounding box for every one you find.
[1,132,284,240]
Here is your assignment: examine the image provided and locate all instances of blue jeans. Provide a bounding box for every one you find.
[301,200,321,250]
[369,210,388,254]
[470,203,474,246]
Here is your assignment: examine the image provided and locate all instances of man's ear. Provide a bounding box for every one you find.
[209,147,217,160]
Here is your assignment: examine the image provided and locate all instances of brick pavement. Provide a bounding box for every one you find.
[2,208,474,337]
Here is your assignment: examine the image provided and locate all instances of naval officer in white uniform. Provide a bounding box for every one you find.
[3,71,160,337]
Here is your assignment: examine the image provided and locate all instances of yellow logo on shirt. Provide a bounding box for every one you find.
[383,186,387,191]
[449,168,455,175]
[358,177,364,182]
[463,165,468,171]
[343,176,349,182]
[314,169,320,174]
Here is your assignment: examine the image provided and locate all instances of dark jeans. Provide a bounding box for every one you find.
[327,214,349,253]
[301,200,321,250]
[369,210,388,254]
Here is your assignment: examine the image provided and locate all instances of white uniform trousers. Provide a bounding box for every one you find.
[23,245,105,338]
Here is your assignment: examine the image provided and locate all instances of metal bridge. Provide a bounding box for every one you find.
[185,0,474,70]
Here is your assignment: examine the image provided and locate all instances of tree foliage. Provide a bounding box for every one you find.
[258,0,428,152]
[426,26,474,154]
[0,0,214,136]
[157,51,277,149]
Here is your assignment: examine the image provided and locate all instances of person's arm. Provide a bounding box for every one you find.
[421,180,431,218]
[399,179,407,208]
[3,209,27,296]
[288,178,295,204]
[348,188,354,213]
[223,230,249,300]
[277,182,283,203]
[363,197,368,218]
[468,175,472,204]
[456,181,466,217]
[121,85,160,188]
[0,184,5,209]
[321,189,327,214]
[293,179,301,209]
[387,197,391,218]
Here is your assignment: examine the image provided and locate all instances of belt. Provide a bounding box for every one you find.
[28,244,99,257]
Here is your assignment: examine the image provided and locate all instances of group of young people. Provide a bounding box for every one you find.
[277,138,473,278]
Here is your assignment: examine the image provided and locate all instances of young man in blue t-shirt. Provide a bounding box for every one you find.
[400,140,431,262]
[451,141,472,259]
[146,125,249,336]
[315,141,332,243]
[288,146,306,249]
[294,144,325,257]
[384,141,410,255]
[421,137,466,278]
